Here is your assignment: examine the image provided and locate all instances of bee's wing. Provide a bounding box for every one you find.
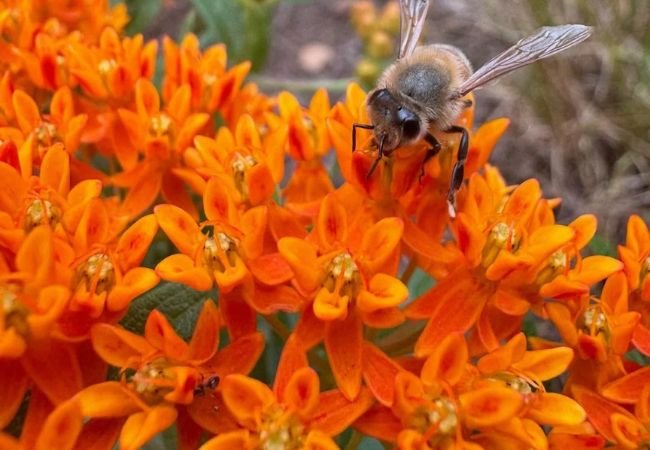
[452,24,592,98]
[399,0,430,59]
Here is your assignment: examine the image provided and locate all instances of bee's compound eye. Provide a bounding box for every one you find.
[402,118,420,140]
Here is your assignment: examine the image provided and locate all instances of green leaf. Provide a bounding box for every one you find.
[123,0,162,35]
[120,282,217,341]
[407,268,435,300]
[589,234,616,257]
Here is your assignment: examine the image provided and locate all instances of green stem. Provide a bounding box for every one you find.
[377,322,425,356]
[262,314,290,341]
[249,75,352,93]
[344,430,363,450]
[400,258,417,285]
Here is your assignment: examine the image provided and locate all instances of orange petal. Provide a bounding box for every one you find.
[465,118,510,174]
[35,398,83,450]
[13,89,40,133]
[302,430,339,450]
[317,194,348,250]
[154,204,200,256]
[310,387,374,435]
[314,287,349,321]
[459,386,522,428]
[324,310,363,400]
[74,198,109,252]
[358,217,404,275]
[527,392,586,426]
[274,334,308,401]
[144,309,189,360]
[571,385,636,443]
[188,300,220,363]
[90,323,153,368]
[0,360,28,428]
[186,393,239,436]
[115,214,158,271]
[155,254,213,291]
[362,342,403,407]
[107,267,160,312]
[221,374,275,430]
[357,274,408,313]
[511,346,574,381]
[503,179,541,222]
[421,332,468,386]
[601,366,650,404]
[71,418,123,450]
[632,323,650,356]
[571,256,623,286]
[353,404,402,443]
[294,306,326,350]
[477,332,526,374]
[610,413,643,449]
[119,406,177,450]
[200,430,250,450]
[203,176,236,223]
[15,225,54,286]
[625,214,649,256]
[540,275,589,299]
[277,237,321,294]
[284,367,320,419]
[548,432,605,450]
[40,145,70,196]
[247,253,294,286]
[569,214,598,250]
[75,382,142,417]
[135,78,160,117]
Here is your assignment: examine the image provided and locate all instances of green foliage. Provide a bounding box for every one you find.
[589,234,617,258]
[122,0,161,35]
[120,282,217,341]
[184,0,277,72]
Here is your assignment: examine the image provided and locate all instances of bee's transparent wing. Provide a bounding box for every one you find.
[399,0,430,59]
[452,24,592,98]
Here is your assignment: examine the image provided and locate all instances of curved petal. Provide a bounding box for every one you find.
[421,332,468,387]
[188,300,220,363]
[107,267,159,312]
[459,386,522,428]
[569,214,598,250]
[477,332,527,374]
[571,385,636,443]
[357,274,408,313]
[76,382,142,417]
[155,254,213,291]
[154,204,200,256]
[115,215,158,271]
[0,360,28,428]
[571,256,623,286]
[144,309,189,360]
[35,398,83,450]
[353,404,402,443]
[90,323,153,368]
[527,392,586,426]
[302,430,339,450]
[362,342,403,407]
[200,430,250,450]
[601,366,650,404]
[13,89,41,133]
[274,334,308,401]
[324,310,363,401]
[277,237,322,294]
[221,374,275,430]
[512,346,574,381]
[317,194,348,250]
[119,406,177,450]
[284,367,320,419]
[310,388,374,436]
[358,217,404,275]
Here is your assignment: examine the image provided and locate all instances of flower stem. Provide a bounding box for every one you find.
[344,430,363,450]
[263,314,291,341]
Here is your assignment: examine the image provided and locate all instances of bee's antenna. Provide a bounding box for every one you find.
[367,133,385,179]
[352,123,375,152]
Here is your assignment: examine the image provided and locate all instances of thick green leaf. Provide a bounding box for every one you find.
[120,282,217,341]
[124,0,161,35]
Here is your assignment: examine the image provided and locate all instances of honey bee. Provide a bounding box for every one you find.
[352,0,592,216]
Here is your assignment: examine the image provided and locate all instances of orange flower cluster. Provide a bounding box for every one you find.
[0,2,649,450]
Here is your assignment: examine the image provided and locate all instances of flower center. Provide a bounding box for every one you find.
[259,404,305,450]
[203,73,217,86]
[73,253,116,295]
[130,358,176,405]
[150,113,172,136]
[578,304,609,338]
[535,250,568,286]
[203,232,239,273]
[97,58,117,75]
[1,287,29,339]
[35,121,58,145]
[491,371,543,404]
[24,198,61,231]
[411,396,458,445]
[231,152,257,198]
[482,222,515,267]
[323,253,361,299]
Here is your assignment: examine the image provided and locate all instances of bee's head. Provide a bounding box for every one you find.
[366,88,422,151]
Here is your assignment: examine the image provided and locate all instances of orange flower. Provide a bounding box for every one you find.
[63,301,264,450]
[278,191,407,400]
[115,78,210,218]
[201,367,373,450]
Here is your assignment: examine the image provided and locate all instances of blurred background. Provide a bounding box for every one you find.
[127,0,650,245]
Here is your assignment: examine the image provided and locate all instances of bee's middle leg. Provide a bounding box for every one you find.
[419,132,442,181]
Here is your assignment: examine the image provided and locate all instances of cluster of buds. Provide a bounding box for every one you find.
[0,1,648,450]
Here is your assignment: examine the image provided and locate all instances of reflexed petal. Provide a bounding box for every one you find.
[393,371,425,419]
[274,334,308,401]
[35,398,83,450]
[13,89,41,132]
[459,387,522,428]
[154,204,200,256]
[74,198,109,252]
[569,214,598,250]
[548,432,605,450]
[571,385,635,443]
[610,413,643,449]
[247,253,294,286]
[632,323,650,356]
[357,274,408,313]
[221,374,274,430]
[362,342,403,407]
[421,333,468,387]
[314,287,349,321]
[16,225,54,286]
[512,346,574,381]
[0,360,28,428]
[72,418,123,450]
[571,256,623,286]
[478,332,526,374]
[119,406,177,450]
[144,309,189,360]
[310,388,374,435]
[91,323,153,367]
[353,404,402,443]
[205,332,264,378]
[503,179,541,221]
[155,254,213,291]
[625,214,649,256]
[601,366,650,404]
[107,267,159,312]
[40,145,70,195]
[284,367,320,419]
[204,177,235,222]
[540,275,589,299]
[294,306,326,350]
[324,311,363,400]
[527,393,586,426]
[135,78,160,117]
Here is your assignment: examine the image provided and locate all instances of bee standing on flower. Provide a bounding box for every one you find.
[353,0,592,216]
